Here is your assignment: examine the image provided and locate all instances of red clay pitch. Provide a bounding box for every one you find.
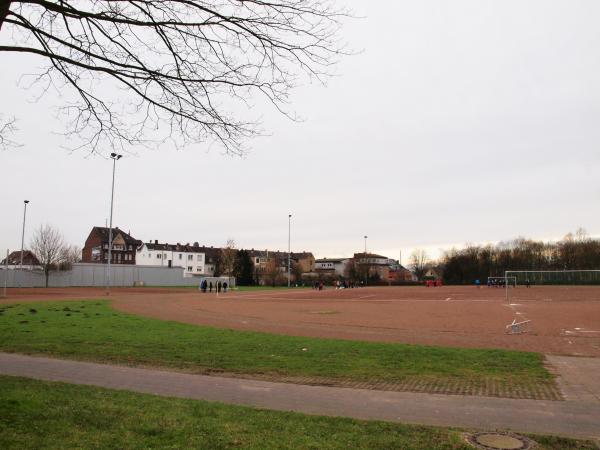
[3,285,600,356]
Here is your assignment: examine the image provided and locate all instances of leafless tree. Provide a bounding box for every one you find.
[30,224,67,287]
[291,260,303,284]
[409,249,429,281]
[264,255,283,286]
[59,244,82,270]
[219,238,236,276]
[0,115,20,150]
[1,0,348,154]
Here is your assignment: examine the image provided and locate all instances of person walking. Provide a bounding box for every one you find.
[223,281,228,292]
[209,281,213,293]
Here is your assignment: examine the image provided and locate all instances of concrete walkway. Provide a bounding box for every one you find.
[1,353,599,441]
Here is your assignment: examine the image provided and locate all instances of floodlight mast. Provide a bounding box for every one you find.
[105,153,122,296]
[287,214,292,288]
[19,200,30,271]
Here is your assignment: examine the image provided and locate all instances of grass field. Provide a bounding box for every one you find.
[0,301,555,396]
[0,375,594,450]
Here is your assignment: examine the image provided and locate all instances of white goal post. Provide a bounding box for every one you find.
[504,269,600,302]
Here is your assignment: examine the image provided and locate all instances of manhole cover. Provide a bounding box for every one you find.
[465,432,536,450]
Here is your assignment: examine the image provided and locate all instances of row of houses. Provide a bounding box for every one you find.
[3,226,416,284]
[83,226,416,283]
[80,227,319,280]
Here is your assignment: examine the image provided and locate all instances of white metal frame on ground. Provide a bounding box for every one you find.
[504,269,600,302]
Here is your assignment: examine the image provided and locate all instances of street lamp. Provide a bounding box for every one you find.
[106,153,122,295]
[19,200,30,271]
[287,214,292,288]
[364,235,368,254]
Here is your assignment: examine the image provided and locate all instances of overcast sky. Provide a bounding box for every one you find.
[1,0,599,263]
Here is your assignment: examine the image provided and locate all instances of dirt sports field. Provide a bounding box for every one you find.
[4,285,600,356]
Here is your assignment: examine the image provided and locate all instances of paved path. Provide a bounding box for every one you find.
[1,353,599,440]
[547,355,600,403]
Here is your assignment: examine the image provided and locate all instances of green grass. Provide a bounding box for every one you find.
[0,376,593,450]
[0,301,552,390]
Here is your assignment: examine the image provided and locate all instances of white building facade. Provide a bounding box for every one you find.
[137,241,205,277]
[314,258,350,277]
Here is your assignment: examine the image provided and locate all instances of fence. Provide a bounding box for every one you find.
[0,263,200,288]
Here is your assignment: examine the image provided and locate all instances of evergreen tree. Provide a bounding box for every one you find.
[234,250,255,286]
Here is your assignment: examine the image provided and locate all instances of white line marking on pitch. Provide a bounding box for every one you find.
[445,297,451,301]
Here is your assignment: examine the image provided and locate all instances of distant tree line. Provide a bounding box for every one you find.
[440,229,600,284]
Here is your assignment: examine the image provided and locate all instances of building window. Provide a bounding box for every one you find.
[197,267,202,272]
[157,254,162,259]
[188,255,193,261]
[103,243,109,249]
[187,266,192,272]
[128,245,133,251]
[197,255,202,261]
[179,254,182,260]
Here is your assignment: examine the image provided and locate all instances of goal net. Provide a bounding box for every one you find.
[505,270,600,286]
[487,276,517,287]
[504,270,600,302]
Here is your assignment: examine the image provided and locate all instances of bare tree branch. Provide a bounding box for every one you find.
[1,0,349,154]
[0,115,21,150]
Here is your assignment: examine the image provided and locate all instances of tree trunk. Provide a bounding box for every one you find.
[45,268,49,288]
[0,0,12,30]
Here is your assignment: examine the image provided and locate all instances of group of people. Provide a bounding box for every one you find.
[311,279,364,290]
[199,279,228,293]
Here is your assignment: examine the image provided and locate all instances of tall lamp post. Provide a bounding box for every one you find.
[106,153,122,295]
[19,200,30,271]
[363,235,368,286]
[287,214,292,288]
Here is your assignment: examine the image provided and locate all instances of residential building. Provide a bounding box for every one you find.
[388,262,417,282]
[247,249,315,285]
[82,227,141,265]
[353,252,393,280]
[0,250,41,270]
[314,257,350,277]
[136,241,219,277]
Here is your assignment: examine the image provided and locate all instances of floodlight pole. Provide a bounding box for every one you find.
[106,153,122,296]
[364,235,368,286]
[19,200,29,271]
[287,214,292,288]
[2,249,8,298]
